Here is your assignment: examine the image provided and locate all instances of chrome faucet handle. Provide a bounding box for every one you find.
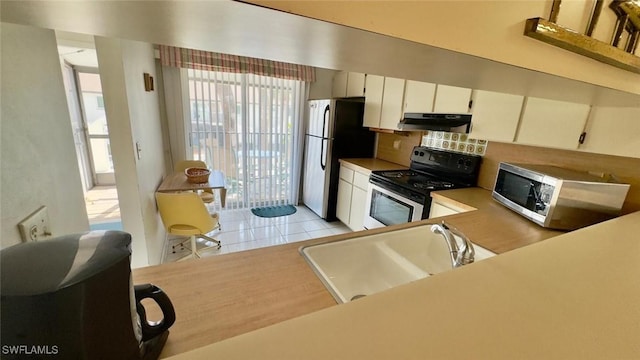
[431,221,475,267]
[430,222,460,268]
[442,221,475,265]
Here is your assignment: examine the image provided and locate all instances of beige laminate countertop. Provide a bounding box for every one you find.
[338,158,406,174]
[167,210,640,359]
[430,188,564,253]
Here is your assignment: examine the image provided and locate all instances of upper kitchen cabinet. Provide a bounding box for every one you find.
[433,85,472,113]
[404,80,436,113]
[515,97,590,150]
[332,71,366,98]
[579,106,640,158]
[363,75,405,130]
[469,90,524,142]
[363,74,385,128]
[379,77,406,130]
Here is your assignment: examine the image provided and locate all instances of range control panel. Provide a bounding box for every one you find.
[410,146,482,178]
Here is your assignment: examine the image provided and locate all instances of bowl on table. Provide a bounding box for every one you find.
[184,167,210,184]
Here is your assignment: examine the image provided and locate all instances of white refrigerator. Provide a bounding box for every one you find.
[302,98,375,220]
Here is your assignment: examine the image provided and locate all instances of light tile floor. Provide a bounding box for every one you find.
[85,185,121,224]
[83,186,349,263]
[163,206,351,263]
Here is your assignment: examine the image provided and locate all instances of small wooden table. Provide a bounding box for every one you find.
[157,170,227,207]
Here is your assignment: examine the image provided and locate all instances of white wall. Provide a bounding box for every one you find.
[95,37,167,268]
[1,23,89,247]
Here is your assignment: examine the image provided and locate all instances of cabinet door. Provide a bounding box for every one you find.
[332,71,348,98]
[516,97,590,150]
[363,75,384,127]
[429,202,460,218]
[433,85,472,113]
[349,186,368,231]
[379,77,406,130]
[336,179,353,225]
[469,90,524,142]
[404,80,436,113]
[346,72,366,97]
[579,106,640,158]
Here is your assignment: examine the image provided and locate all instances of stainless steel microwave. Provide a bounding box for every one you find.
[492,162,630,230]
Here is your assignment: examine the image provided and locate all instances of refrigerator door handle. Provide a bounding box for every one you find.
[320,104,330,170]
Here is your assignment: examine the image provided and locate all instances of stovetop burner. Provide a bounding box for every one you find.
[380,171,418,178]
[412,180,455,191]
[372,169,459,195]
[369,147,481,197]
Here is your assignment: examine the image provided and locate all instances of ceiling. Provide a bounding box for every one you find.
[2,0,639,107]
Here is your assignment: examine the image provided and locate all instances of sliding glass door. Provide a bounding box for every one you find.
[186,69,305,209]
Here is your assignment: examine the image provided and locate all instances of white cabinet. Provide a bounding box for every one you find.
[332,71,348,98]
[516,97,590,150]
[433,85,472,113]
[429,198,471,219]
[363,75,405,130]
[336,164,370,231]
[579,106,640,158]
[332,71,366,98]
[379,77,406,130]
[346,73,366,97]
[469,90,524,142]
[336,178,353,222]
[404,80,436,113]
[363,74,385,128]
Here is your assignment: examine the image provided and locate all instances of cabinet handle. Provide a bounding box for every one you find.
[578,132,587,144]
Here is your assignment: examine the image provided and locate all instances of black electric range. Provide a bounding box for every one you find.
[369,146,482,218]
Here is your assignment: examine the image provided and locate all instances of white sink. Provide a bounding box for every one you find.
[300,225,496,303]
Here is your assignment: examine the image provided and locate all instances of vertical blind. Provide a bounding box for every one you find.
[187,68,306,210]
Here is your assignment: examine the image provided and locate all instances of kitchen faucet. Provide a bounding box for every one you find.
[430,221,475,268]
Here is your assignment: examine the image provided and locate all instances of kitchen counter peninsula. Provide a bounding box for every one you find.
[166,210,640,359]
[134,187,581,358]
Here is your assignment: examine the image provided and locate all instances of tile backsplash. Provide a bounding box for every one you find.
[421,131,488,156]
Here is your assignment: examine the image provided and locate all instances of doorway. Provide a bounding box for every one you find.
[59,44,122,230]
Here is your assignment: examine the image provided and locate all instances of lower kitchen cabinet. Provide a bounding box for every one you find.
[429,198,471,218]
[336,164,370,231]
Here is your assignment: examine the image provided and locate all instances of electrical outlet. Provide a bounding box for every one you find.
[18,206,51,242]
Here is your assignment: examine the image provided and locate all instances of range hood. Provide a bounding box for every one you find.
[397,113,472,133]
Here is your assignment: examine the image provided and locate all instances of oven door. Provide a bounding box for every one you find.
[363,183,425,229]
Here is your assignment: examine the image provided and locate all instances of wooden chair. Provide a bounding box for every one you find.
[174,160,215,204]
[156,192,221,261]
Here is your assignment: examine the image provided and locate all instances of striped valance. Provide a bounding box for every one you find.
[159,45,315,82]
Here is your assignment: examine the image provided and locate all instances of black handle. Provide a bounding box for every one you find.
[320,105,330,170]
[134,283,176,342]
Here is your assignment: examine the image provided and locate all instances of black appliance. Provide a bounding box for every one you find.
[1,231,175,359]
[397,113,472,133]
[365,147,481,228]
